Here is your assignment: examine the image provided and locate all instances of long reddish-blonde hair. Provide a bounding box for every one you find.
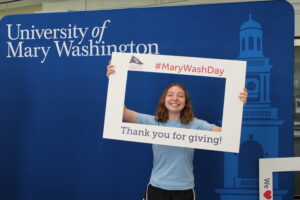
[155,83,195,124]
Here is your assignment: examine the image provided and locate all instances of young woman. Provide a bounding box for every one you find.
[107,63,248,200]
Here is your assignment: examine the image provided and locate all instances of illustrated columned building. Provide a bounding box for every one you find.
[215,15,287,200]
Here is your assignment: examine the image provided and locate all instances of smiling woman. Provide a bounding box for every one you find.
[123,82,217,200]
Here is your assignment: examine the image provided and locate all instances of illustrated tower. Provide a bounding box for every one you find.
[215,15,287,200]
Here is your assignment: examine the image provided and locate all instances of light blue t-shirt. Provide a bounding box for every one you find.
[137,113,214,190]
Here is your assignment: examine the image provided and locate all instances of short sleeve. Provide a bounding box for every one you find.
[136,113,157,125]
[193,118,214,131]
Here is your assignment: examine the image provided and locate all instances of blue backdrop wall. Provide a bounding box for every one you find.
[0,1,294,200]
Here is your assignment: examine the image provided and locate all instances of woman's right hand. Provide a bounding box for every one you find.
[106,60,115,78]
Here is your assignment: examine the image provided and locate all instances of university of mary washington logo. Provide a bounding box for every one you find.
[129,55,143,65]
[129,55,144,70]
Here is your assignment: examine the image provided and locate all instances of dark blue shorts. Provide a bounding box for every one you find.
[144,184,195,200]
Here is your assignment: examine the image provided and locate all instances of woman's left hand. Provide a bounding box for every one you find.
[239,88,248,104]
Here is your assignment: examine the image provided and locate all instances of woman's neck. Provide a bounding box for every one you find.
[168,112,180,121]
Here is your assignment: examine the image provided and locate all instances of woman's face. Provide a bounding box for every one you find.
[164,85,186,114]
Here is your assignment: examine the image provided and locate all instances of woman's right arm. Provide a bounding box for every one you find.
[107,62,137,123]
[123,106,137,123]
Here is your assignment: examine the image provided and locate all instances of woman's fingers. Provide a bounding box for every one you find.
[106,62,115,78]
[239,88,248,104]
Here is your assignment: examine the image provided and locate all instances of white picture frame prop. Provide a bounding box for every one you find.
[103,52,246,153]
[259,157,300,200]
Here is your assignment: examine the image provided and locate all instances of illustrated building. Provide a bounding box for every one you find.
[215,15,287,200]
